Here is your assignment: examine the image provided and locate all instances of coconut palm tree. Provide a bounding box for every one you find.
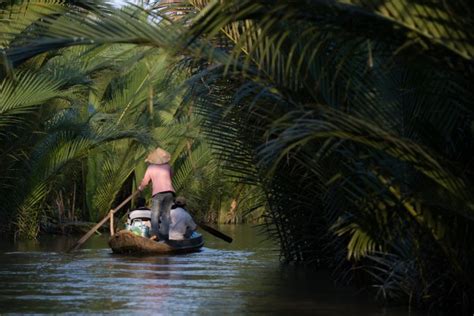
[3,0,473,311]
[180,0,474,310]
[1,0,255,237]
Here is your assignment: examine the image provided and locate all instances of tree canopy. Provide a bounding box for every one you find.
[1,0,473,312]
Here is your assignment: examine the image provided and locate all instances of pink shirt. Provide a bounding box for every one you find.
[138,163,175,196]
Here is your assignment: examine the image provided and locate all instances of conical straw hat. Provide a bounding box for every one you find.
[145,147,171,164]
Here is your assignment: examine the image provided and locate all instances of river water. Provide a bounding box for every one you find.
[0,225,416,315]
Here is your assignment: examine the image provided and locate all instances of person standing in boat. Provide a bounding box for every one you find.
[169,196,197,240]
[138,147,175,240]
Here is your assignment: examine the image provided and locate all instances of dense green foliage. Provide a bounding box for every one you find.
[1,0,473,312]
[0,1,260,238]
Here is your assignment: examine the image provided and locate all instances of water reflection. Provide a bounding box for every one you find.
[0,225,416,315]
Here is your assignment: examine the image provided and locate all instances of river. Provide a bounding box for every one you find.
[0,225,417,315]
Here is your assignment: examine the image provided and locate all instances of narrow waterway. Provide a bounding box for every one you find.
[0,225,417,315]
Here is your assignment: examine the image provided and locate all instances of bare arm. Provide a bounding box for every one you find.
[138,168,150,191]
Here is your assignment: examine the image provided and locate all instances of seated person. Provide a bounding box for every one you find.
[128,197,152,231]
[169,196,197,240]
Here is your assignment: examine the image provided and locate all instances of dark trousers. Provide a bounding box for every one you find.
[151,191,174,239]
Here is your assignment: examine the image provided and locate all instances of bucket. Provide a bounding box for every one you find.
[126,220,150,238]
[141,225,150,238]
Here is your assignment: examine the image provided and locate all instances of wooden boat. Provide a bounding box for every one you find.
[108,230,204,254]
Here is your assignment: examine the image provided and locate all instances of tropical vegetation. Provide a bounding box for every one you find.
[1,0,473,313]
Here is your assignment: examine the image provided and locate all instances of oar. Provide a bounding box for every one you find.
[198,223,233,243]
[68,191,139,252]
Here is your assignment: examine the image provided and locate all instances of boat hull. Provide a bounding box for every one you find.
[108,230,204,254]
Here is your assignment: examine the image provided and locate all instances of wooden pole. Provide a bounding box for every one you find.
[198,223,233,243]
[109,210,115,236]
[68,191,139,252]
